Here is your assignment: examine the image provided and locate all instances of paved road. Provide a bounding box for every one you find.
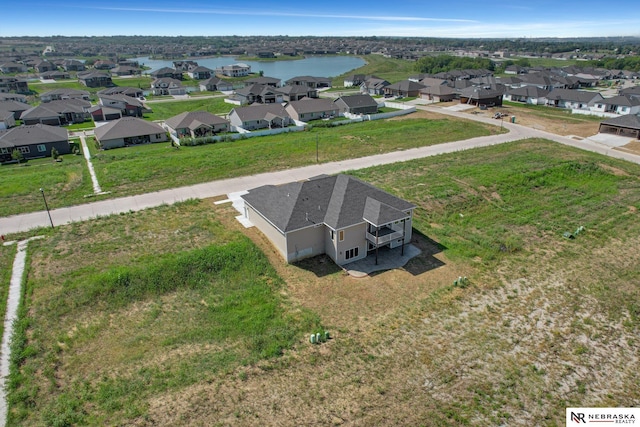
[1,109,639,235]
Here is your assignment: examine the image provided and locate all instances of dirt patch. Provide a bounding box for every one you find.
[616,140,640,155]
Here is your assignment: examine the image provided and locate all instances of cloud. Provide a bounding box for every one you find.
[78,5,478,23]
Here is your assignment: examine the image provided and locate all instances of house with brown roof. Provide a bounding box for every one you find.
[150,67,183,80]
[0,124,70,162]
[277,85,317,102]
[164,111,230,138]
[419,85,457,103]
[93,117,168,149]
[241,174,415,265]
[62,59,86,72]
[97,94,146,117]
[284,98,338,122]
[231,84,282,105]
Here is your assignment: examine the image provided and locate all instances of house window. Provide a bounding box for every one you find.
[37,144,46,153]
[339,230,344,241]
[155,134,163,138]
[0,148,8,154]
[18,146,30,154]
[345,247,359,260]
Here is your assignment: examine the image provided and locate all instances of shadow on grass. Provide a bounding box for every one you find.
[401,229,447,276]
[292,254,344,278]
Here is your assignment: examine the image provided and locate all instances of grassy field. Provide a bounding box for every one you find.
[5,139,639,425]
[0,154,93,217]
[0,113,500,216]
[332,54,417,86]
[143,97,232,121]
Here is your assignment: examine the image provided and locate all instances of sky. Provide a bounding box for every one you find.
[2,0,640,39]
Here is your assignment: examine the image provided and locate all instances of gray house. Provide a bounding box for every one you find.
[229,104,291,130]
[284,98,338,122]
[334,94,379,115]
[94,117,168,149]
[164,111,230,138]
[241,174,415,265]
[0,124,70,162]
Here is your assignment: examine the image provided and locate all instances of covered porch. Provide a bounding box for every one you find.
[363,197,411,265]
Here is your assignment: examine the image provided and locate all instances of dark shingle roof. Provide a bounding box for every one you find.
[164,111,228,130]
[242,174,415,233]
[94,117,165,141]
[0,124,68,146]
[335,94,377,108]
[600,114,640,130]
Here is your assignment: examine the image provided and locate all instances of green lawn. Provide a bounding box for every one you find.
[144,97,232,120]
[7,201,321,425]
[0,117,499,216]
[332,54,417,86]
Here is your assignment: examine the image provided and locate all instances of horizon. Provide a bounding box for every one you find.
[2,1,640,39]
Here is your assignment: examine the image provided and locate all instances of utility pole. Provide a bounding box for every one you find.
[39,188,54,229]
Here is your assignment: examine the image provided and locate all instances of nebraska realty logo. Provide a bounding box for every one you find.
[567,408,639,425]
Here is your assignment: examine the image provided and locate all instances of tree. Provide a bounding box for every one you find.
[11,149,23,163]
[51,147,59,160]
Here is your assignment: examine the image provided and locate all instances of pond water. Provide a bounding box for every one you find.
[130,55,366,82]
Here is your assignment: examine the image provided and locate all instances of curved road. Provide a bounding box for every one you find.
[1,110,639,235]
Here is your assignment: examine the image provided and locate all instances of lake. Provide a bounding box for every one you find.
[130,56,366,82]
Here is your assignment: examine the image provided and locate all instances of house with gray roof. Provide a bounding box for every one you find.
[0,109,16,130]
[284,98,338,122]
[333,94,378,115]
[216,63,251,77]
[0,77,29,94]
[94,117,168,149]
[199,77,233,92]
[285,76,332,88]
[21,99,91,126]
[277,85,317,102]
[164,111,230,138]
[598,114,640,139]
[383,80,425,98]
[98,94,146,117]
[228,104,291,130]
[458,86,505,107]
[419,84,456,103]
[360,77,390,96]
[241,174,415,265]
[150,67,183,80]
[593,94,640,116]
[0,93,27,103]
[151,78,185,96]
[0,124,69,162]
[244,76,281,87]
[98,86,144,99]
[40,88,90,103]
[187,66,214,80]
[231,84,283,105]
[0,100,30,119]
[77,71,113,88]
[503,86,549,105]
[545,89,603,110]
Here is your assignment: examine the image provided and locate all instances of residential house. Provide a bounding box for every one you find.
[98,86,144,99]
[0,62,27,73]
[39,71,70,80]
[284,98,339,122]
[93,117,168,149]
[333,94,378,115]
[199,77,233,92]
[150,67,183,80]
[173,60,199,71]
[383,80,425,98]
[277,85,317,102]
[419,85,457,102]
[164,111,230,138]
[88,105,122,122]
[598,114,640,139]
[93,60,116,70]
[503,86,549,105]
[231,84,282,105]
[0,108,16,130]
[110,65,141,76]
[285,76,332,88]
[361,77,390,96]
[151,78,186,96]
[216,63,251,77]
[61,59,86,72]
[458,86,505,107]
[0,77,29,94]
[228,104,291,130]
[98,94,146,117]
[344,74,367,87]
[504,65,528,75]
[0,124,69,162]
[619,86,640,101]
[241,174,415,265]
[78,71,113,88]
[0,93,27,103]
[545,89,604,110]
[244,76,281,87]
[40,88,90,103]
[32,59,57,73]
[21,99,91,126]
[118,60,140,68]
[0,100,30,119]
[187,66,214,80]
[593,94,640,116]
